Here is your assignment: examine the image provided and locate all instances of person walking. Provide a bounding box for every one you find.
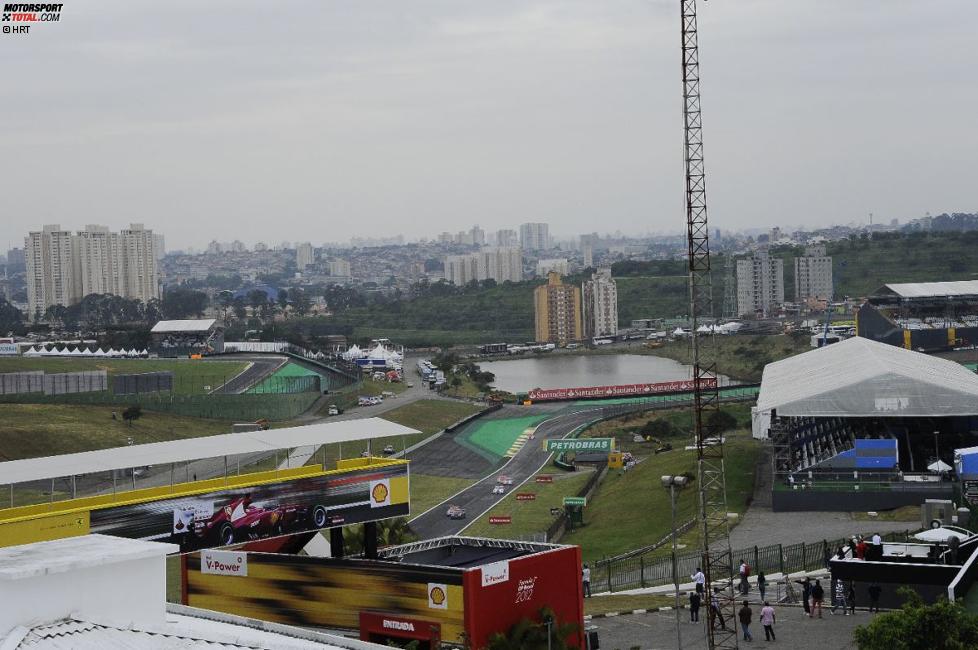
[711,587,727,630]
[738,600,753,642]
[757,571,767,603]
[691,567,705,595]
[738,558,751,595]
[760,601,776,641]
[582,564,591,598]
[868,583,882,613]
[794,577,812,615]
[689,591,701,623]
[846,582,856,616]
[855,536,867,560]
[811,579,825,618]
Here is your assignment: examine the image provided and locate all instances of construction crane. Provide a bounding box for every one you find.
[680,1,738,648]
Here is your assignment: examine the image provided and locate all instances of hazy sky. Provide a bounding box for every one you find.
[3,1,976,250]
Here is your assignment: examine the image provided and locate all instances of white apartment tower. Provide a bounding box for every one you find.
[495,229,519,247]
[25,223,160,319]
[536,258,569,278]
[519,222,550,251]
[582,267,619,339]
[794,245,833,304]
[736,249,784,317]
[296,242,314,269]
[444,247,522,286]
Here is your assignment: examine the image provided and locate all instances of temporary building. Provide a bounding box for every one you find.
[753,336,978,438]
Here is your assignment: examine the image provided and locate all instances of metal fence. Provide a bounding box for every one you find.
[591,530,913,594]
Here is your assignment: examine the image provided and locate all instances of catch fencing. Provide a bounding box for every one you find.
[591,530,913,594]
[113,372,174,395]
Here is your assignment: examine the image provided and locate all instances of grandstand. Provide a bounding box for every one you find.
[150,319,225,357]
[754,336,978,510]
[857,280,978,352]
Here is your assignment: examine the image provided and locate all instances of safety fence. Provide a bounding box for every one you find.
[591,530,913,594]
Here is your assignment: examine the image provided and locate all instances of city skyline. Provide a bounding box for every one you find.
[2,1,975,250]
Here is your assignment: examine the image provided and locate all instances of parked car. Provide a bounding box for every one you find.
[446,505,466,520]
[382,444,396,456]
[327,404,340,416]
[496,475,514,485]
[492,484,506,495]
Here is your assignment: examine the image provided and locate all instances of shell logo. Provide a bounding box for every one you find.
[372,482,389,504]
[429,585,446,606]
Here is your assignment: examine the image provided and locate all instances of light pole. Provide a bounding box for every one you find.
[934,430,941,466]
[662,475,689,650]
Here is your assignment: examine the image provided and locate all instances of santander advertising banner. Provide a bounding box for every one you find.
[527,378,717,402]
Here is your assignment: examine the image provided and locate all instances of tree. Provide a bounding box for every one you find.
[486,606,579,650]
[854,588,978,649]
[122,405,143,428]
[640,418,680,439]
[161,287,209,319]
[706,410,738,433]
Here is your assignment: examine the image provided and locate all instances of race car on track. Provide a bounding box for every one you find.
[491,484,506,495]
[193,496,328,546]
[496,475,514,485]
[446,504,466,519]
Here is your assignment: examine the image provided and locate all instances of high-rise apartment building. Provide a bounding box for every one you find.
[470,226,486,247]
[152,233,166,260]
[25,223,160,318]
[495,229,519,247]
[25,225,74,318]
[534,272,582,345]
[794,245,833,305]
[328,259,352,278]
[582,268,618,339]
[444,248,522,286]
[736,249,784,317]
[535,258,569,277]
[583,246,594,269]
[519,222,550,251]
[296,242,314,269]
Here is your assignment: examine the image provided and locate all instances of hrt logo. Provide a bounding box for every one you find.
[515,576,538,604]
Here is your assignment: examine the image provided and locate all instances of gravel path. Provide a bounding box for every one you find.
[729,509,914,549]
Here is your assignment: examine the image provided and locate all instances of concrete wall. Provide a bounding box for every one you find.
[773,486,956,512]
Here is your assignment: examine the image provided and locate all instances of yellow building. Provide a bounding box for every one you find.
[534,271,583,345]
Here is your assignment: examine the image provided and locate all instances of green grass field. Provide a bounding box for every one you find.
[462,471,594,538]
[409,473,475,517]
[0,403,232,461]
[584,593,675,616]
[461,414,550,459]
[0,357,249,394]
[649,334,811,382]
[562,430,758,562]
[381,399,483,435]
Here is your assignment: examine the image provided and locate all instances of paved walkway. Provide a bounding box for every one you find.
[729,509,914,549]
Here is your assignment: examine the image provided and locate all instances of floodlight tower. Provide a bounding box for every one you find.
[680,1,738,648]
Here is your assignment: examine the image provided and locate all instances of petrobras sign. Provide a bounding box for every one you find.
[0,343,19,355]
[201,550,248,577]
[545,438,613,453]
[481,560,510,587]
[527,378,716,402]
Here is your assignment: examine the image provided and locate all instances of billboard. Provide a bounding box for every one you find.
[0,343,19,356]
[186,553,466,643]
[545,438,613,453]
[0,460,409,552]
[527,378,717,402]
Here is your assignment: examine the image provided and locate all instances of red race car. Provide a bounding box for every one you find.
[194,496,328,546]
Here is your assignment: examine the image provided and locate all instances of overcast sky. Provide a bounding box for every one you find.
[2,1,976,250]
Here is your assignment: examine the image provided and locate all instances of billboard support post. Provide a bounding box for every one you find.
[50,479,54,504]
[224,456,229,485]
[71,476,76,499]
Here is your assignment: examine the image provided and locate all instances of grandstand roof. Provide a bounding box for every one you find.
[873,280,978,300]
[0,418,418,484]
[150,319,220,334]
[756,336,978,417]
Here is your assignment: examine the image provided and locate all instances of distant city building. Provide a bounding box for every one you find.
[152,233,166,260]
[583,246,594,268]
[230,240,246,253]
[5,247,25,271]
[296,242,314,269]
[794,245,833,305]
[736,249,784,317]
[25,223,160,318]
[206,240,223,255]
[495,229,519,247]
[445,247,523,286]
[520,222,550,251]
[582,267,618,339]
[254,242,268,252]
[438,232,453,244]
[534,271,582,345]
[535,258,569,277]
[470,225,486,247]
[328,258,351,277]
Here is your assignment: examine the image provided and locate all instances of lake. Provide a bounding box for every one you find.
[480,353,727,393]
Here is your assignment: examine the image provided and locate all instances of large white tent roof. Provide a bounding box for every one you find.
[875,280,978,300]
[0,417,418,485]
[756,336,978,417]
[150,319,219,334]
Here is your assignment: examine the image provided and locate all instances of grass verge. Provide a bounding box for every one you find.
[410,473,476,517]
[647,335,810,382]
[584,593,676,616]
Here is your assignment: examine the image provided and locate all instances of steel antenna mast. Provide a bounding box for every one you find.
[681,1,738,648]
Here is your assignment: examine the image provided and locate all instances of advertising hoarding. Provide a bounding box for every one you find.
[0,461,409,552]
[527,378,717,402]
[545,438,613,453]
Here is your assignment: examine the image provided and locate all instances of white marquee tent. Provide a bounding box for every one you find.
[752,336,978,438]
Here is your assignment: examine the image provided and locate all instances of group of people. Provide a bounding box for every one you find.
[688,567,777,641]
[850,533,885,561]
